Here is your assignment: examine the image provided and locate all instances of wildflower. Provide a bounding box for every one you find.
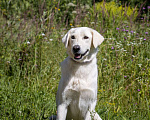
[138,64,142,67]
[91,22,95,25]
[122,29,125,31]
[144,38,146,40]
[27,41,30,44]
[124,76,127,78]
[145,32,148,34]
[124,37,127,39]
[41,33,45,36]
[49,39,53,41]
[116,28,119,30]
[131,31,134,33]
[70,23,72,26]
[111,46,114,49]
[18,59,22,61]
[138,89,140,92]
[103,58,107,61]
[143,7,146,10]
[68,3,76,7]
[72,11,77,14]
[58,9,60,11]
[132,55,136,58]
[148,6,150,9]
[7,61,10,63]
[126,30,129,32]
[126,26,129,27]
[18,110,22,114]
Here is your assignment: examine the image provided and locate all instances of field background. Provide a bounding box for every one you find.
[0,0,150,119]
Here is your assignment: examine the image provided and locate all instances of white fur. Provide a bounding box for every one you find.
[56,27,104,120]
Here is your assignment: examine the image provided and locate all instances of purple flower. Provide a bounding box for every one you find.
[122,29,125,31]
[124,76,127,78]
[111,47,114,49]
[148,6,150,9]
[138,89,140,92]
[141,18,144,20]
[144,38,146,40]
[131,31,134,33]
[145,32,148,34]
[143,7,146,10]
[126,30,129,32]
[116,28,119,30]
[124,37,127,39]
[126,26,129,27]
[18,59,22,61]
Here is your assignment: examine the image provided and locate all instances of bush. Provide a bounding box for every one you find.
[95,1,138,22]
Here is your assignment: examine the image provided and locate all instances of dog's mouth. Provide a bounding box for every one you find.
[74,49,89,60]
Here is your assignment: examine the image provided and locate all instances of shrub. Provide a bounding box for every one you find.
[95,1,138,22]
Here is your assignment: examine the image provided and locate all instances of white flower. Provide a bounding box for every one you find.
[41,33,45,36]
[91,22,95,25]
[18,110,22,114]
[132,55,136,57]
[138,64,142,67]
[27,41,30,44]
[68,3,76,7]
[72,11,77,14]
[49,39,53,41]
[7,61,10,63]
[103,58,107,61]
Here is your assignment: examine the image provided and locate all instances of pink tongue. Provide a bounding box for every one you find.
[75,54,81,58]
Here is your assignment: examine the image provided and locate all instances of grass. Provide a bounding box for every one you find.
[0,2,150,120]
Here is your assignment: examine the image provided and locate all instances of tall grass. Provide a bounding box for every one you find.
[0,1,150,120]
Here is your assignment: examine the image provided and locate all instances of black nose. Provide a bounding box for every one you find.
[73,45,80,53]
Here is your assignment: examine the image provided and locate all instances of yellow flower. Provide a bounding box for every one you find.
[55,7,57,9]
[70,24,72,26]
[58,9,60,11]
[108,103,115,105]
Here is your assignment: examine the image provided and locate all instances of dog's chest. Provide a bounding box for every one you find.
[68,65,93,90]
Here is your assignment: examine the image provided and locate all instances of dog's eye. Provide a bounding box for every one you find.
[71,35,75,39]
[84,36,89,39]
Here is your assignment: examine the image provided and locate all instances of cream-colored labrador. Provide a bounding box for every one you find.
[55,27,104,120]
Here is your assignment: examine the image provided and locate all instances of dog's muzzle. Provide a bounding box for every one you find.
[73,45,89,60]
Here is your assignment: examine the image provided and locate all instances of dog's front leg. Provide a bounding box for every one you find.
[84,100,102,120]
[57,103,68,120]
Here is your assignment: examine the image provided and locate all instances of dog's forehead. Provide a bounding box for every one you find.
[70,27,92,36]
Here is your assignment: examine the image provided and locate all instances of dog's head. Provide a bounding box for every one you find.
[62,27,104,62]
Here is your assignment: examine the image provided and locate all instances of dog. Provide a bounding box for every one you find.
[50,27,104,120]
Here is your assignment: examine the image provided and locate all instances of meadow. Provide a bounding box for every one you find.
[0,1,150,120]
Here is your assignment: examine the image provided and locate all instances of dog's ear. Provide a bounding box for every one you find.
[62,31,70,48]
[62,28,75,48]
[91,29,104,48]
